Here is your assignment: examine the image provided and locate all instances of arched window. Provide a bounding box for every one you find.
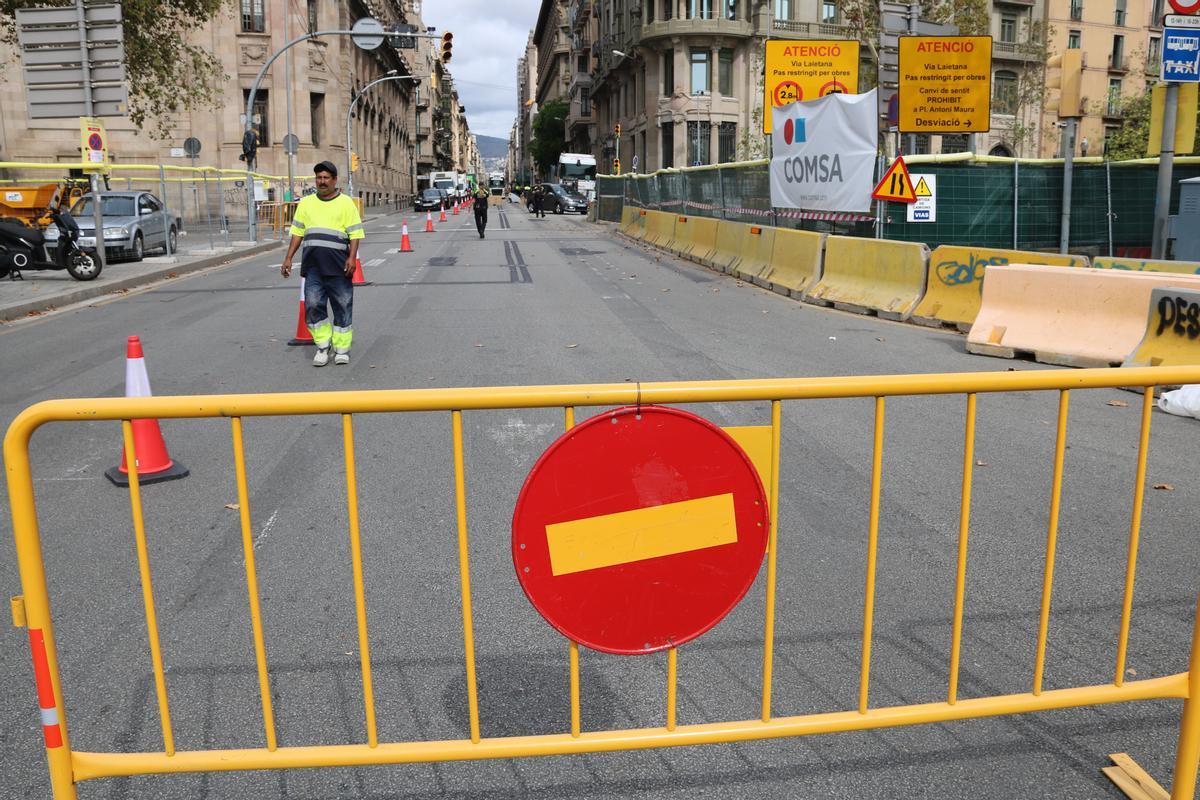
[993,70,1018,115]
[989,143,1013,158]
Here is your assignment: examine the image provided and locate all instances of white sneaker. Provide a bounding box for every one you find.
[313,347,330,367]
[334,351,350,366]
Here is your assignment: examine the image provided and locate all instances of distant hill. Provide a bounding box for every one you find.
[475,135,508,160]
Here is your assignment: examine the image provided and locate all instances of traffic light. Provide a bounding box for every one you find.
[239,129,257,168]
[614,123,621,137]
[613,158,621,173]
[351,151,360,172]
[440,31,453,64]
[1045,49,1083,118]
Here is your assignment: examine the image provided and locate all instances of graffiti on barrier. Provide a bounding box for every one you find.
[935,252,1008,290]
[1156,294,1200,339]
[1105,260,1200,275]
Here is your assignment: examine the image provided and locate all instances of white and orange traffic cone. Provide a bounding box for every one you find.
[288,277,314,346]
[439,204,447,223]
[400,220,413,252]
[425,210,435,232]
[105,336,189,486]
[452,200,459,215]
[352,256,370,286]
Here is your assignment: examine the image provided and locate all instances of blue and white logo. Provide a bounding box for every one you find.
[1163,27,1200,83]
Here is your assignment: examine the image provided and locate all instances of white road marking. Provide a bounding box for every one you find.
[253,509,279,550]
[365,258,385,267]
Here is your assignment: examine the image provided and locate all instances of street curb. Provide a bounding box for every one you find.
[0,239,285,323]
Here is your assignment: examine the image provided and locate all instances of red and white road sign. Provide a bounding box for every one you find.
[512,405,769,655]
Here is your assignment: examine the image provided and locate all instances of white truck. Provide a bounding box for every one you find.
[429,171,456,201]
[556,153,597,202]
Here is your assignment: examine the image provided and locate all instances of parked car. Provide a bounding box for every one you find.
[414,188,444,212]
[528,183,588,215]
[48,191,179,262]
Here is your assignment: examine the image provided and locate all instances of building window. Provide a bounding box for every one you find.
[1112,35,1124,69]
[690,49,710,94]
[580,87,590,116]
[726,0,738,20]
[688,0,714,19]
[663,49,675,94]
[687,120,711,165]
[241,0,265,32]
[1148,37,1161,73]
[775,0,792,21]
[914,134,931,155]
[244,89,269,146]
[578,53,588,72]
[1108,78,1122,115]
[1000,16,1016,43]
[993,70,1017,114]
[661,121,674,168]
[1069,0,1082,21]
[640,131,647,171]
[307,0,317,31]
[1115,0,1126,26]
[662,0,673,20]
[718,49,733,95]
[822,0,837,24]
[1068,30,1081,48]
[1151,0,1164,25]
[941,134,968,154]
[310,93,324,146]
[718,122,736,162]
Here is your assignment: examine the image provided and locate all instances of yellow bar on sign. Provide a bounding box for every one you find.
[546,493,737,576]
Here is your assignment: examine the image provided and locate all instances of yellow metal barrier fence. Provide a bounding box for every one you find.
[7,367,1200,798]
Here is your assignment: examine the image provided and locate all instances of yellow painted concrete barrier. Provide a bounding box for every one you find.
[706,220,747,273]
[806,236,930,319]
[967,264,1200,367]
[911,246,1086,331]
[733,225,778,286]
[642,210,676,248]
[1093,257,1200,275]
[762,228,824,298]
[662,215,690,255]
[683,215,720,262]
[618,206,642,237]
[1124,286,1200,368]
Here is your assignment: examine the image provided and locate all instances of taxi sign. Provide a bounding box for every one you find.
[872,155,917,203]
[898,36,992,133]
[512,405,769,655]
[764,39,860,133]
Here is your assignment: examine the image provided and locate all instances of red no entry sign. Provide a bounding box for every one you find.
[512,405,769,655]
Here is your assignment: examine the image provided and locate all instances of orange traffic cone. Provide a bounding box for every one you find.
[288,277,314,346]
[439,205,447,223]
[105,336,189,486]
[352,256,370,286]
[400,220,413,252]
[452,200,459,215]
[425,210,434,232]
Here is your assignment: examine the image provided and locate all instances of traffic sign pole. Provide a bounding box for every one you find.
[1153,83,1179,259]
[1060,117,1076,254]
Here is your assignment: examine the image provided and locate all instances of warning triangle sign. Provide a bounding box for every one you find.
[913,177,932,197]
[871,156,917,203]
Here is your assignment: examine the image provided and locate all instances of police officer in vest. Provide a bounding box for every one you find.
[281,161,365,366]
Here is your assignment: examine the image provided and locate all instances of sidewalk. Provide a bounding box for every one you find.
[0,236,285,324]
[0,204,408,324]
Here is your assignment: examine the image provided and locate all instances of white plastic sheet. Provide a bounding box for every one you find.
[1158,384,1200,420]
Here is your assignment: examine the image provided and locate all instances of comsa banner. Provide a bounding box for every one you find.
[769,90,876,213]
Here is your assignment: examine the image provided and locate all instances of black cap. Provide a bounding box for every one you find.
[314,160,338,177]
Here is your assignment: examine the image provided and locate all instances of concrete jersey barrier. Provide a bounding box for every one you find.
[642,210,676,248]
[663,215,692,255]
[806,236,930,319]
[733,225,777,286]
[911,246,1086,331]
[681,215,720,261]
[762,228,824,298]
[1124,286,1200,368]
[706,220,747,273]
[619,207,643,237]
[1093,257,1200,275]
[967,264,1200,367]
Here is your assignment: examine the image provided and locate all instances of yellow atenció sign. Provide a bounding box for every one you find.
[763,39,860,134]
[898,36,992,133]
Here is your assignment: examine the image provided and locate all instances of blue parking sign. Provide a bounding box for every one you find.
[1163,27,1200,83]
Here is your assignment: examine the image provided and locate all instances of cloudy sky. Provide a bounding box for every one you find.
[420,0,541,141]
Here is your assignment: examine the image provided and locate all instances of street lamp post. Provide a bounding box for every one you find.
[346,72,418,199]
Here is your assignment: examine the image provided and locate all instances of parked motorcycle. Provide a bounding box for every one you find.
[0,207,100,281]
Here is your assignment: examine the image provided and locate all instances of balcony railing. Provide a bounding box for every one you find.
[772,19,855,38]
[1108,54,1127,72]
[416,126,431,138]
[993,41,1037,60]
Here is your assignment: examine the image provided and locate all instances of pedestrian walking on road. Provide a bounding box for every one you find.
[532,184,546,218]
[473,183,489,238]
[280,161,364,367]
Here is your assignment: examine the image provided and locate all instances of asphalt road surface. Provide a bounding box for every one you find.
[1,200,1198,799]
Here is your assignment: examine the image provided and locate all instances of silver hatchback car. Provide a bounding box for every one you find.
[46,191,180,261]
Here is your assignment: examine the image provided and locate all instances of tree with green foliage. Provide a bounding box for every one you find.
[1104,92,1154,161]
[530,99,568,175]
[0,0,227,139]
